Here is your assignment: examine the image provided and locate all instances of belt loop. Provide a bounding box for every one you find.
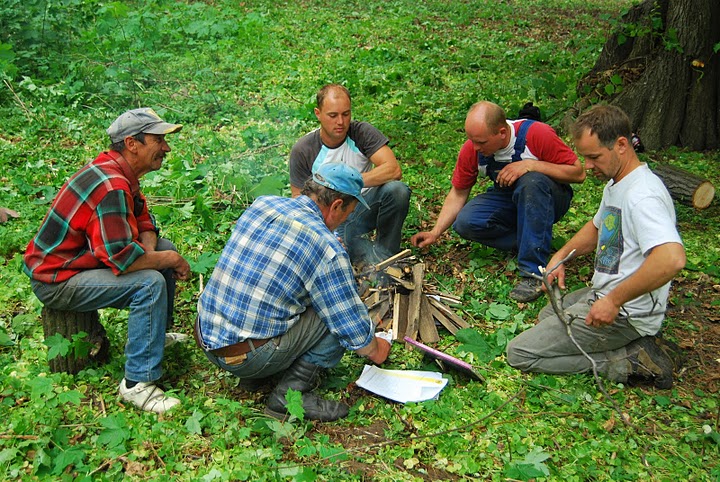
[247,339,256,352]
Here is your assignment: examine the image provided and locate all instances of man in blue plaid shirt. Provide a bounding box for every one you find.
[196,163,391,421]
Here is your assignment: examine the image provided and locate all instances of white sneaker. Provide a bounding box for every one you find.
[164,332,190,348]
[119,378,181,414]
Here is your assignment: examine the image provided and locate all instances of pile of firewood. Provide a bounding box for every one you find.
[356,249,470,346]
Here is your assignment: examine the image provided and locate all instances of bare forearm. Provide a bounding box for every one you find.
[431,187,470,236]
[558,221,598,260]
[124,249,191,280]
[364,145,402,187]
[138,230,158,251]
[524,159,586,184]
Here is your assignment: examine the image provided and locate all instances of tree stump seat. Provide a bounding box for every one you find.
[41,307,111,374]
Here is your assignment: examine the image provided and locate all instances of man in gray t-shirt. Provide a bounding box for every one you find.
[289,84,410,264]
[507,105,686,389]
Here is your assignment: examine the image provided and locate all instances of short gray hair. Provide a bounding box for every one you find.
[301,178,356,209]
[109,132,146,152]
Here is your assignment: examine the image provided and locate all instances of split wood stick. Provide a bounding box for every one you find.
[363,291,381,309]
[392,293,409,340]
[428,297,470,329]
[388,275,416,291]
[405,263,425,342]
[384,266,404,279]
[368,299,390,328]
[418,294,440,343]
[429,304,458,335]
[423,290,461,304]
[373,249,413,272]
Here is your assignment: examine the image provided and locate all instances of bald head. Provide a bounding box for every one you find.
[464,101,510,156]
[466,101,507,134]
[317,84,351,109]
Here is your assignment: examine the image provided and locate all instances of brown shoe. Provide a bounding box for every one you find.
[509,278,543,302]
[626,337,675,389]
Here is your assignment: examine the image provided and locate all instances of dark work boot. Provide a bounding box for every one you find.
[265,359,349,422]
[626,336,675,389]
[653,336,685,372]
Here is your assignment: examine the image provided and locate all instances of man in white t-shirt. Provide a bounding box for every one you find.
[506,105,686,389]
[289,84,410,264]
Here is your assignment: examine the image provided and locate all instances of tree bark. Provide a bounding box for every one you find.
[41,308,110,374]
[570,0,720,151]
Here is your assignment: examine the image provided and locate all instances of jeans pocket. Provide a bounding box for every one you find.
[221,354,248,366]
[229,339,279,378]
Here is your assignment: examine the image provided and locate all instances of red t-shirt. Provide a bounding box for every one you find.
[452,120,577,190]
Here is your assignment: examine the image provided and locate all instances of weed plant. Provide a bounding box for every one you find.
[1,0,718,480]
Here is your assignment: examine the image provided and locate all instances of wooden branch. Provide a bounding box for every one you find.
[539,251,631,427]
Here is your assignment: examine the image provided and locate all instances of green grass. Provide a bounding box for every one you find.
[1,0,719,480]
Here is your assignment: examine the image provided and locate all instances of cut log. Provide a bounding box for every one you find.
[41,307,110,374]
[652,164,715,209]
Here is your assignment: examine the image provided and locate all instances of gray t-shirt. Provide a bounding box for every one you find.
[591,163,683,335]
[289,121,388,194]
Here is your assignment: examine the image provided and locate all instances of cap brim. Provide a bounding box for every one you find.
[355,196,370,210]
[144,122,183,136]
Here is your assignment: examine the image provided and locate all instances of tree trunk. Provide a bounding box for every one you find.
[570,0,720,151]
[41,308,110,374]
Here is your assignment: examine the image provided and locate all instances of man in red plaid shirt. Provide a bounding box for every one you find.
[24,108,191,414]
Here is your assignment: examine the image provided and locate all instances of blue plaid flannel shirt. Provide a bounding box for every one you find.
[197,195,374,351]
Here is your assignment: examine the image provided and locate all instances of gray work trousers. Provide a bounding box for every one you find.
[506,287,643,382]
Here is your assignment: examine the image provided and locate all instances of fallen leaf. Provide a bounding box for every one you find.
[603,417,616,432]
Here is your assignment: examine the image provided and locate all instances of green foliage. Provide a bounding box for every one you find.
[0,0,718,480]
[612,2,682,54]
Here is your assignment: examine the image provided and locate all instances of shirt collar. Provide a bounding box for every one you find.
[103,150,141,195]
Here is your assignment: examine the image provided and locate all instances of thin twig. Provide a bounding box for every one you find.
[88,452,130,476]
[0,434,39,440]
[536,250,632,427]
[3,79,32,121]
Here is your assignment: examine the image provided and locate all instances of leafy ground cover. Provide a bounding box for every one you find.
[1,0,718,480]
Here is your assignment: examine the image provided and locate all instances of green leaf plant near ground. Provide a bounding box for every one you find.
[1,0,719,480]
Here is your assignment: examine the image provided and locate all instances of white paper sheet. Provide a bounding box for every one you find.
[355,365,448,403]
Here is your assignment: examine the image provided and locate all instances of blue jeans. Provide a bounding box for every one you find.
[453,172,572,277]
[199,308,346,380]
[30,239,178,383]
[506,287,643,382]
[336,180,411,263]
